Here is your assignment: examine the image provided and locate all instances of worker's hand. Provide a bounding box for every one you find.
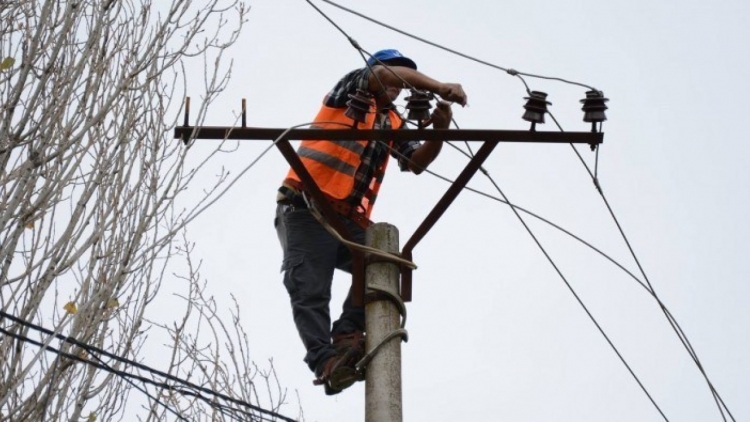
[437,83,467,106]
[428,101,453,129]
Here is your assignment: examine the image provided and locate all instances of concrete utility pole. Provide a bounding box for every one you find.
[365,223,403,422]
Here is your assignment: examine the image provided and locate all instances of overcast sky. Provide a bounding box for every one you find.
[178,0,750,420]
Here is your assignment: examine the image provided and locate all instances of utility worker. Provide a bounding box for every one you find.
[275,49,467,395]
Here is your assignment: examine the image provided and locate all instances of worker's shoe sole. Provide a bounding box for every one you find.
[327,365,358,393]
[315,344,363,395]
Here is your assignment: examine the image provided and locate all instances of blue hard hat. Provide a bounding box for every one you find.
[366,49,417,70]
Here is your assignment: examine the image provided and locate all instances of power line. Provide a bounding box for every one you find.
[228,2,730,417]
[544,112,736,422]
[378,138,669,421]
[0,328,274,422]
[469,154,670,421]
[0,321,283,422]
[303,0,435,102]
[315,0,598,92]
[388,41,732,414]
[0,310,297,422]
[446,122,733,420]
[387,119,652,293]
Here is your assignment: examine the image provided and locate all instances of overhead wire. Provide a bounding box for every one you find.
[316,0,597,92]
[377,138,668,421]
[0,310,297,422]
[304,0,458,107]
[300,2,737,419]
[0,334,280,422]
[464,102,734,420]
[99,359,191,422]
[545,112,735,422]
[395,118,657,293]
[453,150,671,421]
[301,0,671,418]
[0,326,263,422]
[459,107,733,420]
[416,117,734,422]
[304,0,419,96]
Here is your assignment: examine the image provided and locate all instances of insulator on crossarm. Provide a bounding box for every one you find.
[581,90,609,132]
[345,89,374,125]
[404,90,433,125]
[522,91,551,132]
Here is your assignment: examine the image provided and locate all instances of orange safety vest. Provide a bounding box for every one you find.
[284,102,403,219]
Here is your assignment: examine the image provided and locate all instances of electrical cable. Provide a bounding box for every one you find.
[0,326,268,422]
[486,173,667,422]
[544,111,736,422]
[454,101,734,421]
[377,138,669,421]
[104,362,192,422]
[379,129,653,295]
[301,190,418,270]
[459,105,732,420]
[316,0,598,91]
[260,2,729,416]
[0,310,297,422]
[304,0,436,105]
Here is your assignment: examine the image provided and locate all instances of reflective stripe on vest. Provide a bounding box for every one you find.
[284,102,403,218]
[297,143,360,177]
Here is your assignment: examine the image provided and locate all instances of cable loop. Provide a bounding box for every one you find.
[366,284,407,328]
[355,285,408,374]
[317,0,599,91]
[355,329,408,374]
[302,192,418,269]
[365,250,410,268]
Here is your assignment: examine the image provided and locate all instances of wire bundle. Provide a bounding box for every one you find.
[0,310,297,422]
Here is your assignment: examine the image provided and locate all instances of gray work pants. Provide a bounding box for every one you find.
[274,203,365,374]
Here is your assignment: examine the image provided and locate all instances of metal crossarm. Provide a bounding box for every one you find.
[174,122,604,303]
[174,125,604,146]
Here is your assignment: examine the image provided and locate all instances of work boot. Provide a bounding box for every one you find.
[313,351,360,395]
[332,331,366,381]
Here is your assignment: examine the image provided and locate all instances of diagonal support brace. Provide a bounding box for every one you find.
[400,140,499,302]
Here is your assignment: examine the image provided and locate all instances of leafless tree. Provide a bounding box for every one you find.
[0,1,296,421]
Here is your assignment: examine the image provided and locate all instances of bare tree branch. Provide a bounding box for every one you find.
[0,1,294,420]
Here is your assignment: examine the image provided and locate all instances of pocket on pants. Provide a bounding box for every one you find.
[281,254,304,296]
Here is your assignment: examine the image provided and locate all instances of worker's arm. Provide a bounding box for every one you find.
[368,65,468,106]
[408,101,453,174]
[369,65,464,173]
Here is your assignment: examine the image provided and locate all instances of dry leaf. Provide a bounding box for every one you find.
[25,221,34,229]
[63,301,77,314]
[106,298,119,309]
[1,57,14,70]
